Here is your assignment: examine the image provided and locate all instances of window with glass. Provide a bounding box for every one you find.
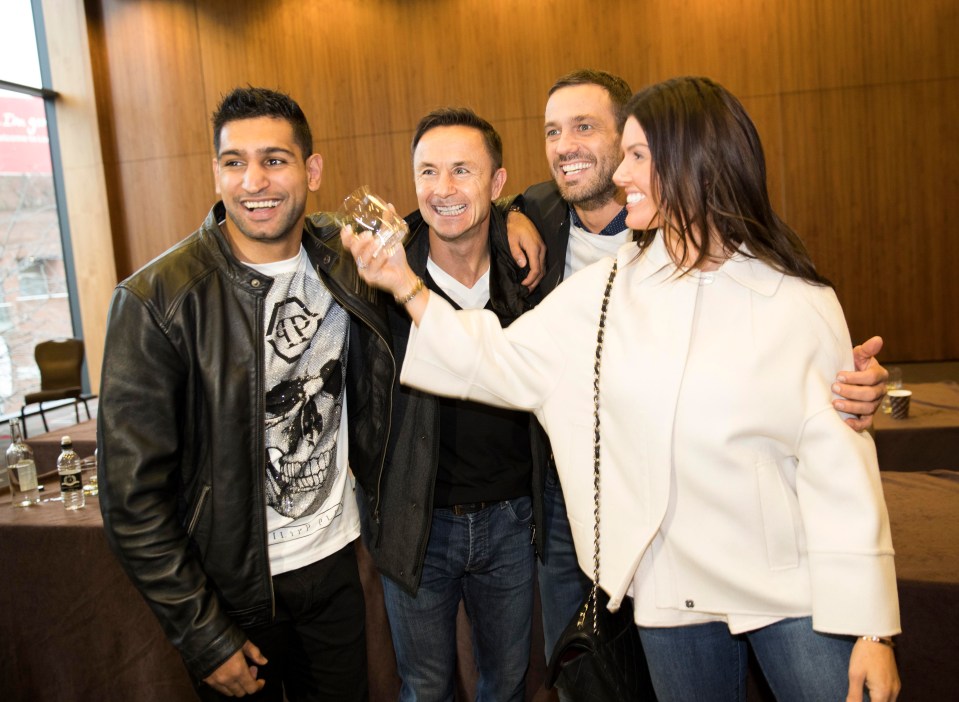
[1,0,77,419]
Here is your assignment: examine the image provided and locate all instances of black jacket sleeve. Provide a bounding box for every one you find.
[97,286,246,680]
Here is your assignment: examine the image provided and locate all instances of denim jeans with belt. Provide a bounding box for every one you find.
[639,616,859,701]
[382,496,535,702]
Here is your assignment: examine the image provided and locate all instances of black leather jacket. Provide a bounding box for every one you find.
[520,181,572,296]
[98,203,394,680]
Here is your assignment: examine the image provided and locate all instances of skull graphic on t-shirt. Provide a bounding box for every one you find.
[263,292,348,519]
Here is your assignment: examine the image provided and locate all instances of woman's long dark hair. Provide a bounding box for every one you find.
[628,77,831,286]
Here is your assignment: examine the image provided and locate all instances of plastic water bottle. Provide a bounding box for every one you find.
[57,436,85,510]
[5,418,40,507]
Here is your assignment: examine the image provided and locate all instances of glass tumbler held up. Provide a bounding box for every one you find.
[336,185,409,258]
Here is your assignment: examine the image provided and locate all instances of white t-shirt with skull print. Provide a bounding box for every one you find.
[249,246,360,576]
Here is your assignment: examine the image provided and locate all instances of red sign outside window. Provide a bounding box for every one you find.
[0,95,51,175]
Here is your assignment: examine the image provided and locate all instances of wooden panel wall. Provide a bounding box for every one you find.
[83,0,959,361]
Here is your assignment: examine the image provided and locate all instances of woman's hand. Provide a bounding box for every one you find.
[339,225,430,322]
[339,225,414,295]
[846,637,900,702]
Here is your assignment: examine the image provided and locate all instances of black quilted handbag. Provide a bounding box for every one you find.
[544,261,657,701]
[545,589,655,700]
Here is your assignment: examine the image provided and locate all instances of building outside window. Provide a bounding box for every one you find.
[0,1,78,418]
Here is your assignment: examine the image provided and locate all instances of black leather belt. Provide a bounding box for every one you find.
[447,501,493,515]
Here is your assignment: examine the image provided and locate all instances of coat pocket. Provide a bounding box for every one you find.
[186,483,211,538]
[756,457,800,570]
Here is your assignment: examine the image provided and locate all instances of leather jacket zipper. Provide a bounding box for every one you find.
[186,484,211,537]
[247,290,276,622]
[321,271,396,526]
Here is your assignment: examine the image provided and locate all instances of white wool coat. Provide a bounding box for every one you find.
[400,235,900,637]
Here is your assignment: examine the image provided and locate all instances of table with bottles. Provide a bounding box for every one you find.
[0,418,197,701]
[26,417,98,478]
[4,420,958,700]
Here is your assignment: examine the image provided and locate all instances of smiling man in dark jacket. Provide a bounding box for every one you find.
[335,107,549,702]
[98,87,392,701]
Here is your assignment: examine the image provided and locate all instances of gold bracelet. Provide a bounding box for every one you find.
[860,635,896,648]
[395,277,425,305]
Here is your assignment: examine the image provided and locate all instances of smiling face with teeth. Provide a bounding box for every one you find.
[413,125,507,246]
[544,84,622,212]
[214,116,323,263]
[613,116,661,231]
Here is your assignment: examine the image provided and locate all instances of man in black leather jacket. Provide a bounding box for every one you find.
[98,87,392,701]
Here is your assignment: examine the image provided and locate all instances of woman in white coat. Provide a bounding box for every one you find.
[343,77,901,701]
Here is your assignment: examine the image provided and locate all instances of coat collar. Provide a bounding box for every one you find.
[619,230,785,297]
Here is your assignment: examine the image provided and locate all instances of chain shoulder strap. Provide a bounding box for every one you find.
[588,260,618,633]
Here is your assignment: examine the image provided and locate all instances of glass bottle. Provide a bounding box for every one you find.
[6,418,40,507]
[57,436,85,510]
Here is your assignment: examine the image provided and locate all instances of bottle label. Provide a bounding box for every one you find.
[60,472,82,491]
[16,460,38,491]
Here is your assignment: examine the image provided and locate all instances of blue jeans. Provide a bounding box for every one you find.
[382,497,535,702]
[538,468,592,659]
[538,469,592,702]
[639,617,859,702]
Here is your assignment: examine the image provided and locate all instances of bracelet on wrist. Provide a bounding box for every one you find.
[395,277,425,305]
[860,635,895,648]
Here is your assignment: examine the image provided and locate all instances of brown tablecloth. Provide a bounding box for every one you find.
[3,470,952,700]
[0,475,551,702]
[879,470,959,699]
[873,381,959,471]
[0,482,195,701]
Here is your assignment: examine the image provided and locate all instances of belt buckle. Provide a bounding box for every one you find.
[450,501,489,515]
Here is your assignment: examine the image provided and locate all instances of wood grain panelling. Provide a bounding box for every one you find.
[778,0,959,92]
[735,95,787,216]
[205,0,644,213]
[83,0,957,359]
[87,0,211,272]
[91,0,208,162]
[314,131,417,217]
[114,153,217,265]
[194,0,646,142]
[780,78,959,359]
[640,0,783,97]
[496,116,556,200]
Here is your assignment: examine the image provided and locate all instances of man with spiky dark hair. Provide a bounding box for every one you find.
[99,86,392,701]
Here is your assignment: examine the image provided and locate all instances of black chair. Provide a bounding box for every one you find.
[19,338,93,437]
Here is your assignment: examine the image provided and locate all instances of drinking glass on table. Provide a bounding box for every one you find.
[882,366,903,414]
[80,451,98,496]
